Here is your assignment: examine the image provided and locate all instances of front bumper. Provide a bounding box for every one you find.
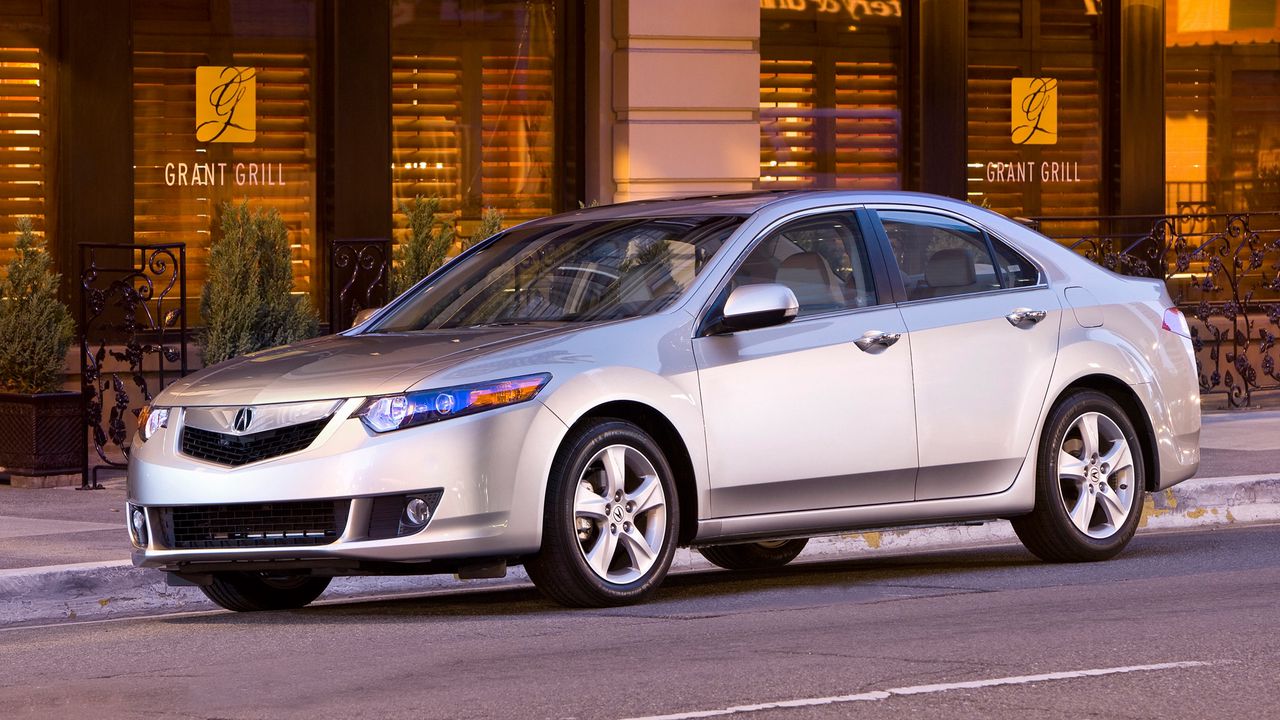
[127,398,567,572]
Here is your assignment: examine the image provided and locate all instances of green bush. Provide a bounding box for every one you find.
[0,218,74,394]
[473,206,505,244]
[200,201,319,366]
[392,196,456,296]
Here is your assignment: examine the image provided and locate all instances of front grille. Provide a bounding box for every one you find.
[159,500,351,549]
[180,417,329,467]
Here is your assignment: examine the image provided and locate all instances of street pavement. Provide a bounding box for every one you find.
[0,523,1276,720]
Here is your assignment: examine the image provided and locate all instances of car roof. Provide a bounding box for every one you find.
[522,190,979,225]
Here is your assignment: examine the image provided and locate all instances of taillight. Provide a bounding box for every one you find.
[1161,307,1192,339]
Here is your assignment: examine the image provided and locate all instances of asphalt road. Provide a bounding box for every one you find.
[1,524,1277,720]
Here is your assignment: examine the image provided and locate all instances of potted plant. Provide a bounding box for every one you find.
[0,218,79,487]
[200,201,319,365]
[391,197,504,297]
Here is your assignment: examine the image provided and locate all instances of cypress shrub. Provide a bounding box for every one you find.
[472,206,504,244]
[0,218,74,394]
[392,195,455,297]
[200,201,318,366]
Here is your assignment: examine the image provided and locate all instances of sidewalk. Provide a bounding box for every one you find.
[2,408,1279,625]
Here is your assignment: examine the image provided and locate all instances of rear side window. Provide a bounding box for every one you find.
[992,238,1040,288]
[877,210,1000,301]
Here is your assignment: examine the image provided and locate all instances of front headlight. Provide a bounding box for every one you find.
[358,373,551,434]
[138,405,170,442]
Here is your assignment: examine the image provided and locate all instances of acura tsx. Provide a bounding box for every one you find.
[127,190,1200,610]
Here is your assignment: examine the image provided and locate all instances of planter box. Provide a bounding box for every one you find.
[0,391,82,487]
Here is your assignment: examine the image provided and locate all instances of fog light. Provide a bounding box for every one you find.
[130,507,148,547]
[404,497,431,526]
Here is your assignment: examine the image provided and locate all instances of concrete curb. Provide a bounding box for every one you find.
[3,474,1277,628]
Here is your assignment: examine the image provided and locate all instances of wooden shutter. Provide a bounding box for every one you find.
[969,0,1025,39]
[1228,69,1280,211]
[391,51,464,231]
[0,3,51,266]
[132,47,210,292]
[1165,63,1215,212]
[133,40,317,311]
[391,1,557,239]
[1038,58,1103,218]
[832,54,903,190]
[966,61,1024,216]
[760,10,905,192]
[481,52,554,222]
[231,50,316,296]
[0,45,45,264]
[760,58,819,187]
[1040,0,1102,42]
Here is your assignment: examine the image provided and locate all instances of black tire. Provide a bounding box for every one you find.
[525,419,680,608]
[199,572,331,612]
[698,539,809,571]
[1012,390,1146,563]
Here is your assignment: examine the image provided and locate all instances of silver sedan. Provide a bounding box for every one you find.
[127,191,1200,610]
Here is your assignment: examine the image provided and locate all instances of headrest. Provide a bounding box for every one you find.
[924,248,977,289]
[777,251,843,306]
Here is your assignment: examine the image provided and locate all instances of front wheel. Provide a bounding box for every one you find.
[698,539,809,571]
[199,572,331,612]
[525,419,679,607]
[1013,390,1146,563]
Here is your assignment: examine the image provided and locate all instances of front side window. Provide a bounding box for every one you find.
[370,215,742,331]
[878,210,1001,301]
[723,212,877,317]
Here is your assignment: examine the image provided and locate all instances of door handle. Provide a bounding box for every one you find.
[1005,308,1047,326]
[854,330,901,352]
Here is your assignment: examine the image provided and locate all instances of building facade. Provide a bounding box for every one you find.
[1,0,1278,326]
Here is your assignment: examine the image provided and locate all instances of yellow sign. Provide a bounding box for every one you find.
[1011,77,1058,145]
[196,66,256,143]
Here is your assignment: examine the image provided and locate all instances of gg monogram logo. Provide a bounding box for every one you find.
[1011,77,1058,146]
[195,66,256,143]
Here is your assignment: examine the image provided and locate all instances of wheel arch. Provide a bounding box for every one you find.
[1053,374,1160,491]
[561,400,700,546]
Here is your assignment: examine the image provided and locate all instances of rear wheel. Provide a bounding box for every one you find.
[525,419,679,608]
[698,539,809,571]
[200,572,331,612]
[1013,390,1145,562]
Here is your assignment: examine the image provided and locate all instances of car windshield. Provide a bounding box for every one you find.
[368,215,744,331]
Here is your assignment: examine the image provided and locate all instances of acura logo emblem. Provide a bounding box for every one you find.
[232,407,253,433]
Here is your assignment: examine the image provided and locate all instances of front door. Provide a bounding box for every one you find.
[694,211,918,518]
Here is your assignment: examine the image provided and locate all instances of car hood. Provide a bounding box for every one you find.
[159,326,565,407]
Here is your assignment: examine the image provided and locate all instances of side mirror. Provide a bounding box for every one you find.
[351,307,381,329]
[713,283,799,334]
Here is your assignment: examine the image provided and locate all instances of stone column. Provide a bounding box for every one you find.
[606,0,760,202]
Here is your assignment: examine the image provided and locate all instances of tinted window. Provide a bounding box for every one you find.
[724,213,876,317]
[370,215,742,331]
[992,238,1040,287]
[878,210,1000,301]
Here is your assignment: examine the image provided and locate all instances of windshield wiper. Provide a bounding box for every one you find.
[464,321,541,328]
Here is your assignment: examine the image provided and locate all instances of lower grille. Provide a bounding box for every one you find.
[159,500,351,549]
[180,417,329,466]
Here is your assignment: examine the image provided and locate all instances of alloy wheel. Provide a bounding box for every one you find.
[1057,412,1136,539]
[573,444,667,584]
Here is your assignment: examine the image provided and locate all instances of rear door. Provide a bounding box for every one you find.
[694,209,918,517]
[869,207,1062,500]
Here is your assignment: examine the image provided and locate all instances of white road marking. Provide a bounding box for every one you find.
[618,661,1211,720]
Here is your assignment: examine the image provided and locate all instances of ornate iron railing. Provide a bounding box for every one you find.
[329,238,390,331]
[78,243,188,489]
[1027,211,1280,407]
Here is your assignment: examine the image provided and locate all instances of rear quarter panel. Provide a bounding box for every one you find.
[1051,271,1201,489]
